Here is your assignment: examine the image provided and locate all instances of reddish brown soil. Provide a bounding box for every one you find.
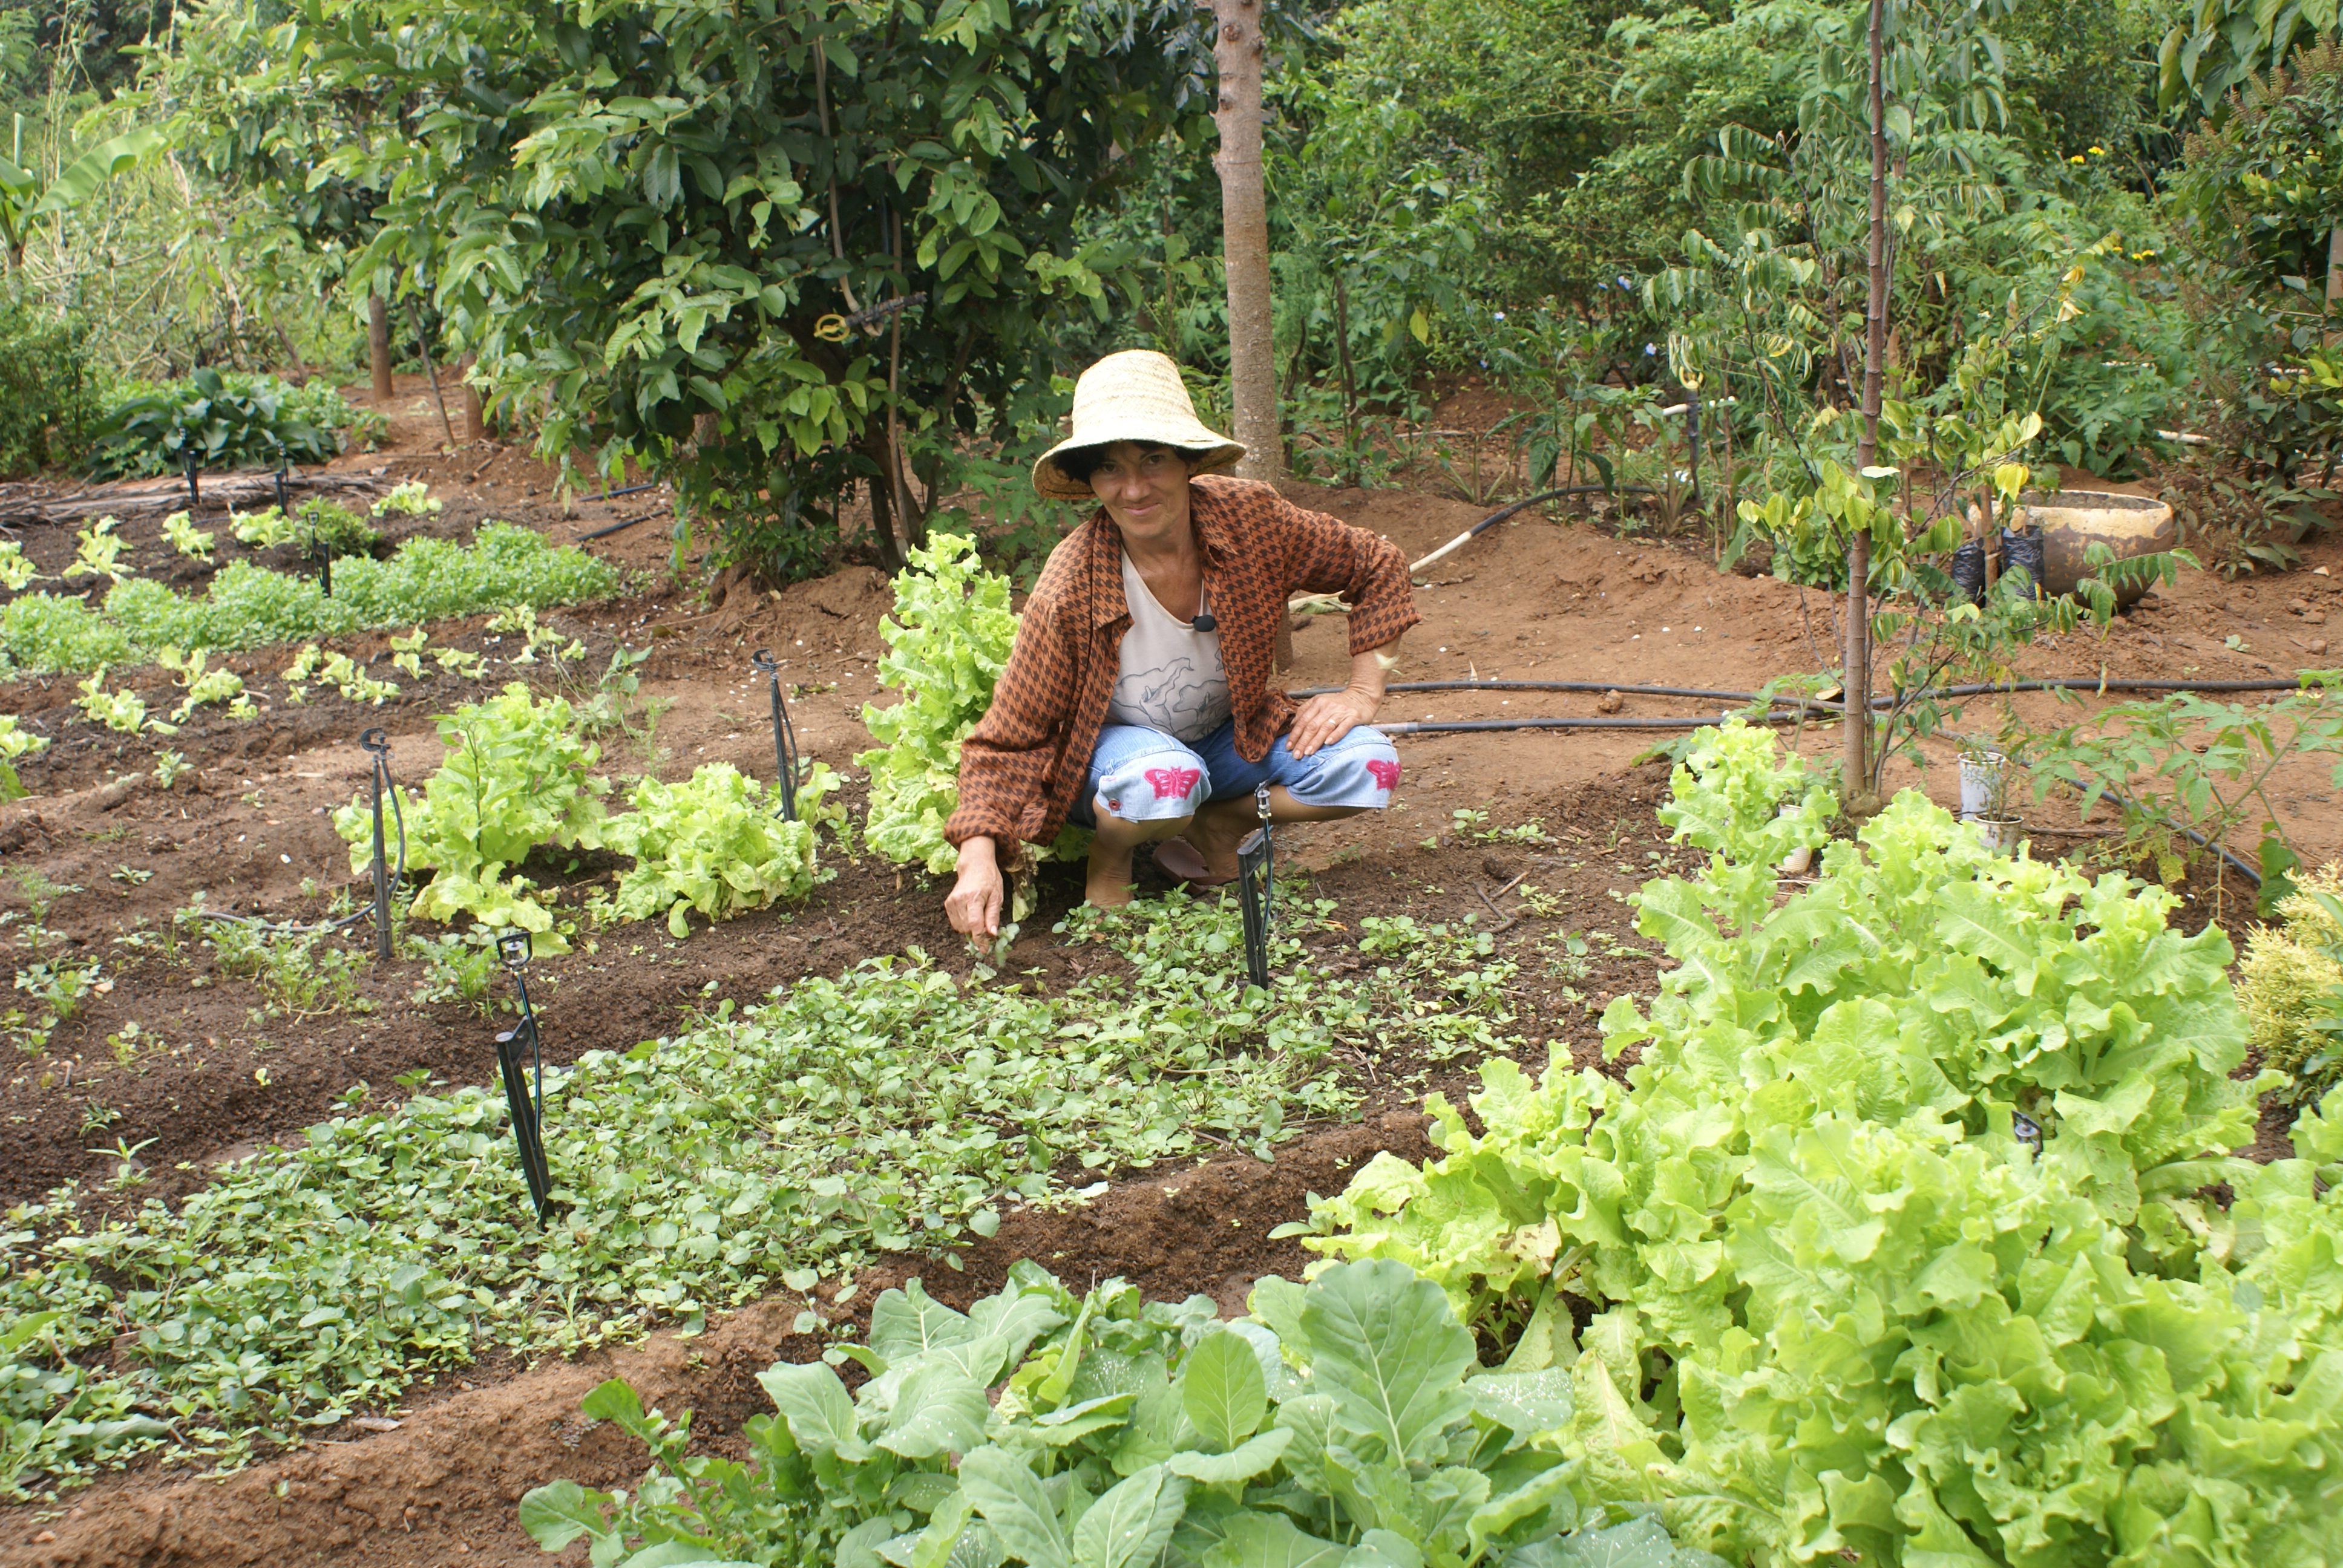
[4,390,2338,1564]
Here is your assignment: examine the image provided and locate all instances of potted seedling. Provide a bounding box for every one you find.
[1965,742,2022,854]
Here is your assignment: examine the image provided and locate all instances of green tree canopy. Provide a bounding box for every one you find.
[179,0,1216,578]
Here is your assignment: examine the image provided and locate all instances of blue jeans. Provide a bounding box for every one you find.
[1067,717,1402,827]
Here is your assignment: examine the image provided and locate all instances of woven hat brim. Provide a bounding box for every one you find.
[1031,426,1245,501]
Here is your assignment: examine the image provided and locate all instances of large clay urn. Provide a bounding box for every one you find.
[2017,491,2178,606]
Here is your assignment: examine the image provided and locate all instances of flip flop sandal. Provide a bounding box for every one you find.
[1152,837,1236,887]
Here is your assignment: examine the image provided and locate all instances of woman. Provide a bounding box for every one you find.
[943,350,1417,936]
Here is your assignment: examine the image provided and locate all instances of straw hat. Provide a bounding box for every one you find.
[1031,350,1245,500]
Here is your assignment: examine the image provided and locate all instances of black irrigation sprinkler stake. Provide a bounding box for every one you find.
[361,728,398,961]
[2012,1110,2044,1158]
[1236,783,1275,991]
[181,447,200,508]
[494,930,555,1224]
[750,647,802,822]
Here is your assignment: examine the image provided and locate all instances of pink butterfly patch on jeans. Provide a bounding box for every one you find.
[1365,758,1402,792]
[1145,766,1204,800]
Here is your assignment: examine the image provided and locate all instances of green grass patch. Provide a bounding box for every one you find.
[0,523,622,678]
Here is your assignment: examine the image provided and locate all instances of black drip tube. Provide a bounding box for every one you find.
[1300,674,2326,709]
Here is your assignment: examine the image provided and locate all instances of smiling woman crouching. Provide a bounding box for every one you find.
[940,350,1420,936]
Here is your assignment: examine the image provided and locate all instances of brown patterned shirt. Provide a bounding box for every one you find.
[945,476,1420,850]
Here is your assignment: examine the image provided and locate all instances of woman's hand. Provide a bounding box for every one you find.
[945,835,1005,937]
[1288,685,1381,758]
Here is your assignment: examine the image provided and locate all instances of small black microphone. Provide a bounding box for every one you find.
[1191,612,1217,632]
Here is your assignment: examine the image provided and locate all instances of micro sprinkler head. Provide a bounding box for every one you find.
[359,728,394,960]
[1236,782,1275,991]
[2012,1110,2043,1157]
[491,926,552,1222]
[749,647,801,822]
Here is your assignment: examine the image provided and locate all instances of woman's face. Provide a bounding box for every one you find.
[1087,442,1193,547]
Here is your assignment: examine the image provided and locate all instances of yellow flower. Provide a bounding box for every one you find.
[2068,154,2086,164]
[2088,145,2105,155]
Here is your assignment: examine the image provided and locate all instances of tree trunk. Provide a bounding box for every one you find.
[457,352,485,443]
[367,292,395,402]
[1846,0,1887,813]
[1211,0,1280,482]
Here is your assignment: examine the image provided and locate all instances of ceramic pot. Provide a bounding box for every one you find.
[2015,491,2177,606]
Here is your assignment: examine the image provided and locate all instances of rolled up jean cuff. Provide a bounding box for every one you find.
[1070,719,1401,826]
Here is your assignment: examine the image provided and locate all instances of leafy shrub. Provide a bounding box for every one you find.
[2024,678,2343,897]
[0,524,621,677]
[0,292,102,477]
[335,683,608,948]
[857,532,1020,875]
[1299,732,2342,1566]
[597,762,844,938]
[84,367,342,480]
[2240,862,2343,1105]
[523,1261,1716,1568]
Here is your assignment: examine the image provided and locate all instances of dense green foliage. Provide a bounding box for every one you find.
[1301,724,2343,1566]
[597,762,844,938]
[2,893,1524,1498]
[83,366,352,479]
[0,289,102,475]
[524,1261,1720,1568]
[177,0,1221,575]
[0,523,621,677]
[2239,863,2343,1105]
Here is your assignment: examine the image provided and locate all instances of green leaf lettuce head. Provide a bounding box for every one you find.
[335,682,609,948]
[857,532,1086,880]
[1303,725,2341,1566]
[519,1261,1723,1568]
[597,761,845,938]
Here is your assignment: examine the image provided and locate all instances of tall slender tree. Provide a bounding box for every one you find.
[1847,0,1887,813]
[1211,0,1280,480]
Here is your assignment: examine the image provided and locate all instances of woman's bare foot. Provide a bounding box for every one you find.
[1085,846,1139,906]
[1151,836,1227,885]
[1181,799,1259,880]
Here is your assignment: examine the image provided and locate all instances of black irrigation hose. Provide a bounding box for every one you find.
[1304,674,2328,710]
[1296,678,1789,702]
[582,482,660,502]
[577,511,658,541]
[1383,711,1800,736]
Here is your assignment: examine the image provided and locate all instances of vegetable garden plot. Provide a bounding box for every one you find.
[0,893,1542,1501]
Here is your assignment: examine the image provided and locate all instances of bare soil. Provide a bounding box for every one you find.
[4,385,2338,1564]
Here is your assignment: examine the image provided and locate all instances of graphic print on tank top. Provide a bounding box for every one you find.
[1108,549,1231,743]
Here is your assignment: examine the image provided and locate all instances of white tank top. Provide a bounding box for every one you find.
[1108,549,1231,743]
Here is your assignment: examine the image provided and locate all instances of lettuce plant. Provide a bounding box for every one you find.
[335,682,607,947]
[521,1263,1720,1568]
[857,532,1021,875]
[1302,725,2341,1567]
[597,761,844,938]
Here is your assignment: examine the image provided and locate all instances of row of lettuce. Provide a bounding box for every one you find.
[514,721,2343,1568]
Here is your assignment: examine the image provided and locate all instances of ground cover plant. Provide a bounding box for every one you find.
[0,893,1527,1500]
[2239,861,2343,1105]
[1296,721,2343,1565]
[522,1260,1722,1568]
[0,523,621,678]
